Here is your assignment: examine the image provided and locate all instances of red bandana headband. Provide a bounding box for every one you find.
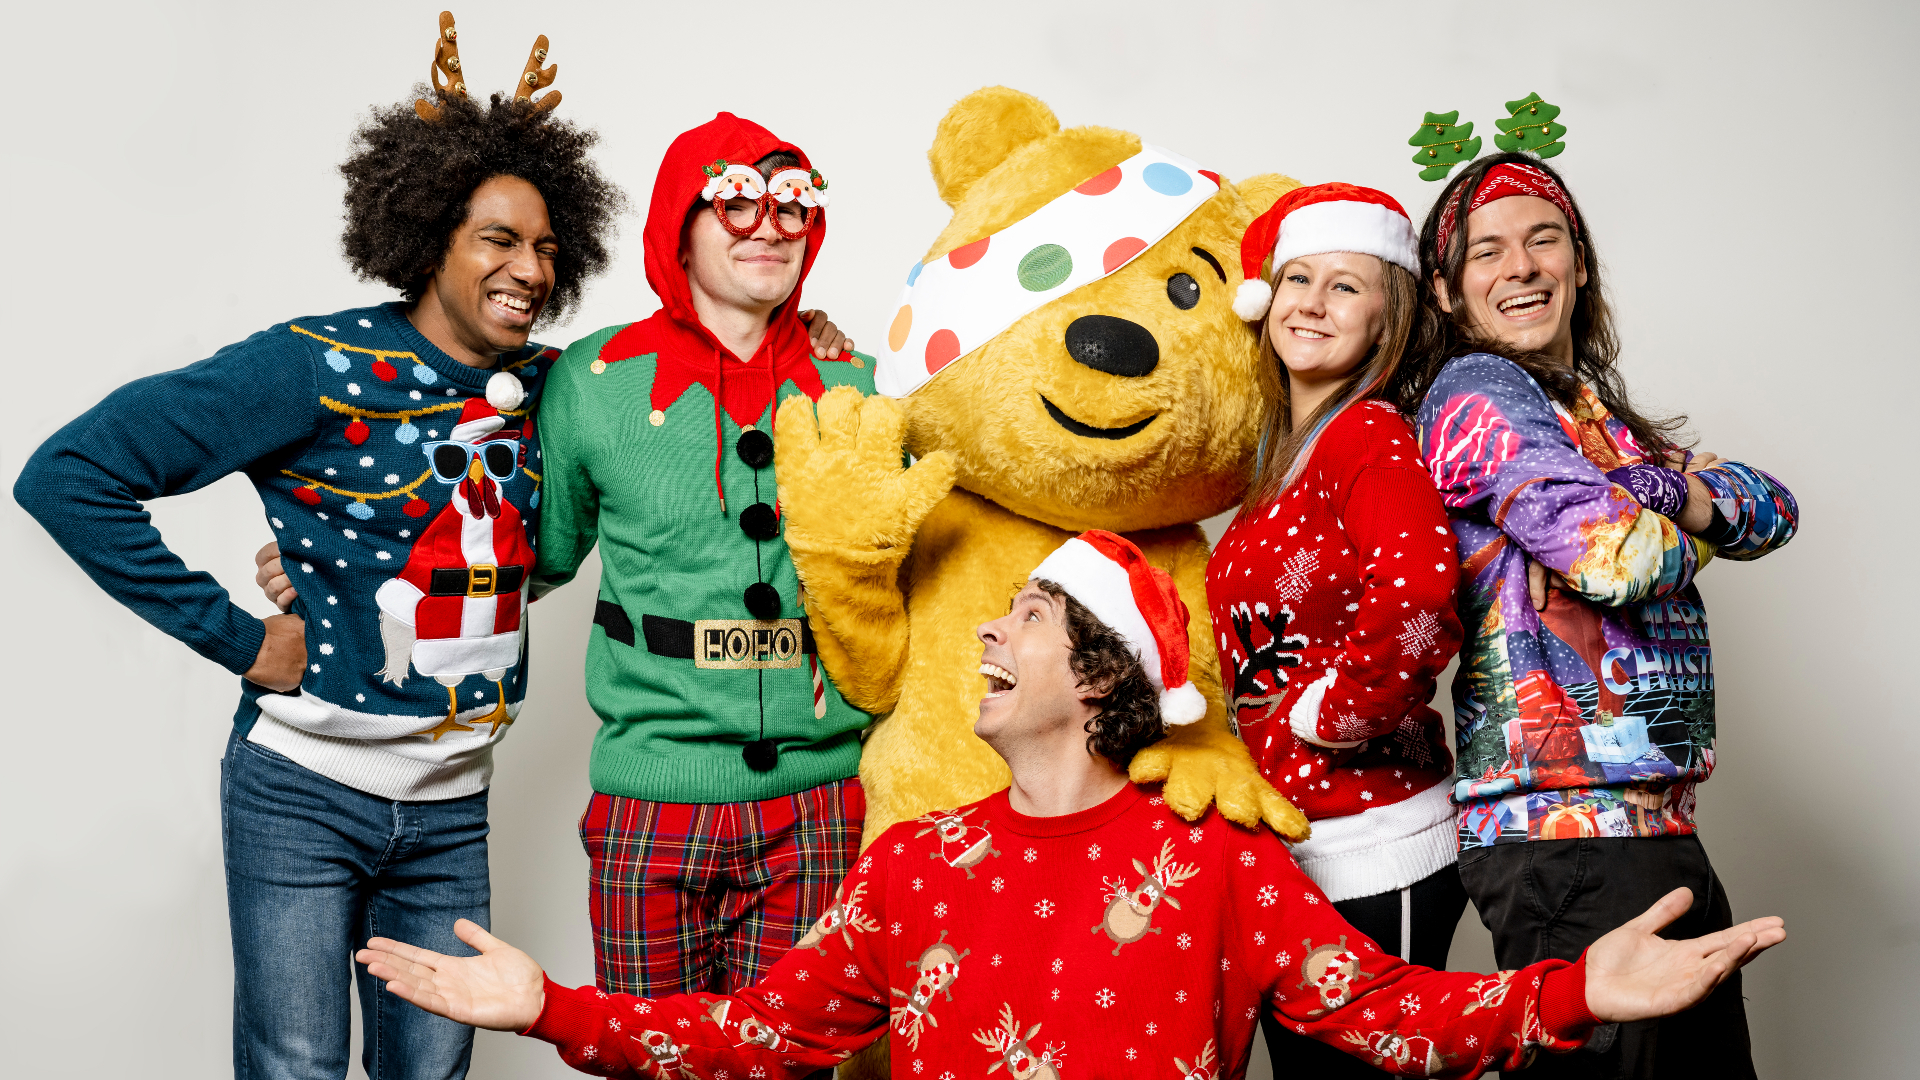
[1434,162,1579,260]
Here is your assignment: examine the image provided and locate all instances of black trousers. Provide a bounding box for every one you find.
[1457,835,1755,1079]
[1261,862,1470,1077]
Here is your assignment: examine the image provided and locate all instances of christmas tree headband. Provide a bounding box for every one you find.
[873,146,1218,398]
[414,10,560,122]
[1407,93,1578,258]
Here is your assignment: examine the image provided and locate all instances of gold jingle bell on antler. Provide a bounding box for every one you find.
[414,11,561,122]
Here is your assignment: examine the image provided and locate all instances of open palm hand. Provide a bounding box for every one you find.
[356,919,546,1032]
[1584,888,1785,1023]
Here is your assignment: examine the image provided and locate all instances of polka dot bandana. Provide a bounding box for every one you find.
[873,146,1219,397]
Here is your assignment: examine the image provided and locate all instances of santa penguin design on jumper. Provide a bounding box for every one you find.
[374,396,534,740]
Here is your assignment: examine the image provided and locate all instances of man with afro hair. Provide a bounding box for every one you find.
[14,17,622,1079]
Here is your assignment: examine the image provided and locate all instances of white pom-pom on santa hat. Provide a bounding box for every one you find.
[1029,530,1209,726]
[1234,182,1420,323]
[449,397,506,444]
[487,371,526,412]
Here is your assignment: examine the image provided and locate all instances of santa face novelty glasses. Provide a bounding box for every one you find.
[424,439,521,484]
[700,160,831,240]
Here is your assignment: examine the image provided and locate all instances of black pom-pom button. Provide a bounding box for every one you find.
[736,428,774,469]
[743,739,779,771]
[744,581,782,620]
[739,502,779,540]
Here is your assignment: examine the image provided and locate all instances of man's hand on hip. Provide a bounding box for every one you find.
[243,613,307,691]
[254,541,298,611]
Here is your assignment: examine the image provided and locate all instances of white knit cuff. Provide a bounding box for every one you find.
[1289,669,1362,748]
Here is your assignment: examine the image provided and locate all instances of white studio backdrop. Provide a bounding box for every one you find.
[3,1,1913,1076]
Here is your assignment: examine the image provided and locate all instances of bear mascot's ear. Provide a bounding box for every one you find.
[928,86,1060,208]
[1233,173,1305,225]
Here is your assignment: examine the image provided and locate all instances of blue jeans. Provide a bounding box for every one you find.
[221,731,491,1080]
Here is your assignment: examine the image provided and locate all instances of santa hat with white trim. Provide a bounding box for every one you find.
[1232,182,1420,321]
[1029,530,1207,726]
[449,397,506,444]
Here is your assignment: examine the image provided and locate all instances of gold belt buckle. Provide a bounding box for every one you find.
[692,618,805,670]
[466,564,498,598]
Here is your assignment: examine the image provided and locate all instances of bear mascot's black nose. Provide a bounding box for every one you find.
[1064,315,1159,377]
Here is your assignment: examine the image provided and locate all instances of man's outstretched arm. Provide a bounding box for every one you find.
[360,856,897,1078]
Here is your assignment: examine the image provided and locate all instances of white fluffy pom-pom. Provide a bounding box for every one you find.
[486,371,526,411]
[1159,682,1208,726]
[1232,279,1274,322]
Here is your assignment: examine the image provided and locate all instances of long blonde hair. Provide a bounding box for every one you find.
[1242,259,1419,513]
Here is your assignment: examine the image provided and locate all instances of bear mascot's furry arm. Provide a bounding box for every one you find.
[777,87,1311,848]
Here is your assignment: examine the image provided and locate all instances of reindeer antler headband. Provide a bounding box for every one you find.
[413,10,560,123]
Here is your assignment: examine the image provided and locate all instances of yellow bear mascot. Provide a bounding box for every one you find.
[775,86,1311,852]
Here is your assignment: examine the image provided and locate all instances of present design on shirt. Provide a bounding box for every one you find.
[1578,713,1651,764]
[915,806,1002,879]
[1093,838,1200,955]
[372,398,533,741]
[1341,1029,1453,1074]
[889,930,969,1051]
[1297,935,1369,1015]
[795,879,881,955]
[1225,601,1308,723]
[972,1003,1065,1080]
[1173,1039,1219,1080]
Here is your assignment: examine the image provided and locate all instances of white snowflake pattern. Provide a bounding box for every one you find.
[1149,795,1163,805]
[1253,931,1266,945]
[911,877,924,891]
[1034,899,1056,918]
[634,1001,652,1013]
[608,1018,621,1031]
[1220,958,1232,971]
[677,1018,690,1028]
[1024,847,1038,863]
[1304,892,1321,905]
[991,877,1006,893]
[1275,951,1292,967]
[913,1061,925,1074]
[1087,843,1102,860]
[1175,990,1188,1004]
[1051,958,1063,974]
[890,922,903,936]
[860,856,873,873]
[764,992,783,1008]
[1150,819,1164,831]
[1466,1035,1479,1048]
[1362,1009,1375,1021]
[1095,988,1116,1008]
[1189,826,1204,844]
[893,843,905,855]
[824,999,840,1012]
[1398,994,1421,1013]
[1145,1022,1158,1035]
[933,902,948,918]
[1275,548,1322,603]
[991,954,1003,967]
[582,1046,597,1060]
[793,970,810,981]
[1397,609,1442,657]
[1125,1049,1137,1061]
[1256,885,1279,907]
[1050,989,1059,1001]
[844,964,861,978]
[1239,850,1256,867]
[1175,932,1193,949]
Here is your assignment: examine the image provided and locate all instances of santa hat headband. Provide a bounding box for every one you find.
[874,146,1219,398]
[1232,182,1419,322]
[1028,530,1207,726]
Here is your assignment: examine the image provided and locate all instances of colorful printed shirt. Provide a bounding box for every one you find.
[524,783,1598,1078]
[1415,353,1797,849]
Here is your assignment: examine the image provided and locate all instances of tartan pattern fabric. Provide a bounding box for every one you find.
[580,777,864,997]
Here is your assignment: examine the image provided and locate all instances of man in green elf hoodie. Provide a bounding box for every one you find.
[534,113,871,998]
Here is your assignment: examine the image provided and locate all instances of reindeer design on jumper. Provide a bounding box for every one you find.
[630,1028,699,1079]
[972,1003,1065,1080]
[1340,1030,1454,1075]
[794,879,882,955]
[914,806,1001,879]
[888,931,969,1051]
[1460,969,1518,1015]
[1296,936,1367,1015]
[1226,601,1309,724]
[1172,1039,1219,1080]
[1092,838,1201,955]
[703,999,790,1054]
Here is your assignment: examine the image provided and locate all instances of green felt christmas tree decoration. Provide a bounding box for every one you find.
[1408,110,1483,182]
[1494,93,1567,158]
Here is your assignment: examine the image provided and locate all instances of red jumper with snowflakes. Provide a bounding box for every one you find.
[523,783,1596,1078]
[1206,401,1463,821]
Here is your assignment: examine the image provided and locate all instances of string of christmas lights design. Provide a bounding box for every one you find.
[283,324,542,519]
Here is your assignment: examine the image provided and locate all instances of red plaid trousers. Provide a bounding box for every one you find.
[579,777,864,997]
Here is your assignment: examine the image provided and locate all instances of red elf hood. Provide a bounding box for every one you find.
[598,112,828,428]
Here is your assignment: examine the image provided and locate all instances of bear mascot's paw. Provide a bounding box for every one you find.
[775,386,956,714]
[1131,719,1312,841]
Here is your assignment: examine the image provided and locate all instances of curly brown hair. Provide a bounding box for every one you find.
[339,91,625,326]
[1033,580,1167,768]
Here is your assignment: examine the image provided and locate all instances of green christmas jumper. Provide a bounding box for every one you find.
[535,324,875,804]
